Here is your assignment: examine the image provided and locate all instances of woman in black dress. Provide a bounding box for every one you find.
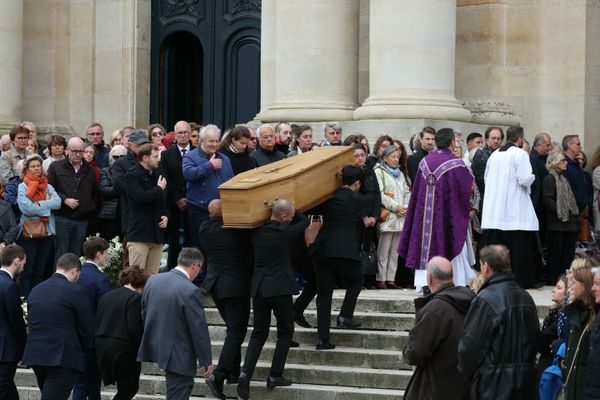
[95,266,148,400]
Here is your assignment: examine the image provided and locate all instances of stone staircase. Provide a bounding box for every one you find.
[15,288,552,399]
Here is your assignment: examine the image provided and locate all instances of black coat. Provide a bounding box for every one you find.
[124,163,168,244]
[250,145,286,167]
[0,270,26,363]
[250,210,309,298]
[542,173,580,232]
[22,273,94,372]
[407,149,427,184]
[0,199,19,245]
[358,166,381,220]
[403,284,475,400]
[564,301,594,400]
[458,272,539,400]
[310,187,372,261]
[220,148,255,175]
[111,150,138,233]
[159,144,194,232]
[95,287,143,385]
[584,312,600,400]
[529,149,548,213]
[198,216,253,299]
[471,146,493,195]
[98,167,119,220]
[47,158,97,220]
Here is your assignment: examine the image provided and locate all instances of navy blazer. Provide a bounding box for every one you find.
[22,273,94,372]
[138,269,212,377]
[76,262,113,318]
[0,269,27,362]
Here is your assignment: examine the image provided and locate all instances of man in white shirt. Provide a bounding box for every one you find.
[481,126,539,289]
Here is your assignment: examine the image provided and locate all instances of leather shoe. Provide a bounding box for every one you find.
[237,372,250,400]
[290,340,300,348]
[316,339,336,350]
[266,375,292,389]
[226,372,238,385]
[294,310,313,328]
[376,281,387,289]
[385,281,399,289]
[206,375,226,400]
[337,315,361,329]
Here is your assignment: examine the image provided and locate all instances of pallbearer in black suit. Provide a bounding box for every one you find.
[311,165,372,350]
[200,200,252,400]
[95,266,148,400]
[236,199,309,400]
[22,253,94,400]
[0,245,27,400]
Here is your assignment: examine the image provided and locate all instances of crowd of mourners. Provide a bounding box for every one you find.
[0,119,599,400]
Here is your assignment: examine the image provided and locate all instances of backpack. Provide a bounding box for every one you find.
[539,343,566,400]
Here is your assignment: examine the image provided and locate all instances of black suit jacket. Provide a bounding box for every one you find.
[22,273,94,372]
[250,211,309,298]
[159,144,195,207]
[198,216,253,299]
[0,269,26,362]
[407,149,428,184]
[311,187,372,261]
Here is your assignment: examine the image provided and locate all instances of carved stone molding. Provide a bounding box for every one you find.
[159,0,205,26]
[462,98,521,125]
[232,0,261,14]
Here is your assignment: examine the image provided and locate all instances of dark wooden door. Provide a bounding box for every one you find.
[150,0,261,130]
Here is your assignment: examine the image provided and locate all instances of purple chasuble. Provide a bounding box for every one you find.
[398,149,473,270]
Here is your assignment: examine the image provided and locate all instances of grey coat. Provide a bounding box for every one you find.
[137,269,212,377]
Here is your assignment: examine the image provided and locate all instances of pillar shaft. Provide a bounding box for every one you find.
[0,0,23,127]
[354,0,471,121]
[259,0,359,122]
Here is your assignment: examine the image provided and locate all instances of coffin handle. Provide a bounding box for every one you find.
[263,197,280,208]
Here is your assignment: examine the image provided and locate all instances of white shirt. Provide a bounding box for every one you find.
[0,267,14,279]
[178,145,190,158]
[85,260,101,271]
[481,145,538,231]
[174,266,190,280]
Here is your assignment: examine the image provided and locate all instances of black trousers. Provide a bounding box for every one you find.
[73,349,102,400]
[33,365,78,400]
[112,352,141,400]
[242,295,294,379]
[484,229,537,289]
[314,256,363,341]
[546,230,577,284]
[213,296,251,383]
[166,209,191,270]
[0,361,18,400]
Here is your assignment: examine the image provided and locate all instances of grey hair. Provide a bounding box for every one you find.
[592,266,600,278]
[177,247,204,267]
[323,122,341,136]
[21,121,36,129]
[275,122,290,134]
[199,124,221,142]
[108,144,127,166]
[257,124,274,138]
[427,257,453,281]
[533,133,550,147]
[546,151,564,171]
[562,134,579,151]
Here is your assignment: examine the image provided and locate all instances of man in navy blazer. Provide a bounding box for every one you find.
[0,244,27,400]
[22,253,94,400]
[138,247,213,400]
[73,237,112,400]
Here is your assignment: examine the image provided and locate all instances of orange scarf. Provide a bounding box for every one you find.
[23,172,48,202]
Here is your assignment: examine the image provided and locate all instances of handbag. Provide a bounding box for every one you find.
[359,232,378,276]
[22,219,48,240]
[575,208,591,242]
[304,215,323,247]
[556,325,589,400]
[377,168,395,222]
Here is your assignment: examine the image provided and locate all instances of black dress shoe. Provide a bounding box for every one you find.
[315,339,336,350]
[290,340,300,348]
[226,373,238,385]
[266,375,292,389]
[337,315,361,329]
[294,310,313,328]
[206,375,226,400]
[237,372,250,400]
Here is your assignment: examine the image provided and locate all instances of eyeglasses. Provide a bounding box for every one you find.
[69,149,84,154]
[88,132,103,136]
[152,131,165,137]
[112,155,124,160]
[15,136,29,141]
[250,137,257,141]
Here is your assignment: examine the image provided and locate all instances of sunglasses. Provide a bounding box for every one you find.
[152,131,165,137]
[112,155,124,160]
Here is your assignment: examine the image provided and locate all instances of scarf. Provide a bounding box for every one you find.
[228,143,243,154]
[23,172,48,202]
[384,164,401,179]
[549,169,579,222]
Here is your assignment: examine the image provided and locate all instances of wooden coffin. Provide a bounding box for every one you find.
[219,146,354,228]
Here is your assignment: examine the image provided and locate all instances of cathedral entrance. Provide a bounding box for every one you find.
[150,0,261,130]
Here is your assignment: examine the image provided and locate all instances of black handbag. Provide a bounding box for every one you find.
[359,233,378,276]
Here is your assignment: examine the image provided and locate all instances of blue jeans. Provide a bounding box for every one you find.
[54,216,88,264]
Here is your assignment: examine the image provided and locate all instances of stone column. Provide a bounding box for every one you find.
[255,0,276,121]
[0,0,23,129]
[259,0,359,122]
[354,0,471,121]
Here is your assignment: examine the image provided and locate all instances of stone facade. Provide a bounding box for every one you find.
[0,0,598,147]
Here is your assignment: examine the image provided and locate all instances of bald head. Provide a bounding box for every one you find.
[208,199,222,217]
[174,120,190,132]
[271,199,294,222]
[67,137,85,164]
[426,256,453,293]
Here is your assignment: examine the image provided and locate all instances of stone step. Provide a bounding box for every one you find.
[143,360,411,390]
[205,308,415,331]
[208,325,409,351]
[16,369,405,400]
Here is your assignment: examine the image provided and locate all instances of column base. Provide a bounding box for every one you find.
[462,98,521,126]
[354,97,472,122]
[257,102,356,123]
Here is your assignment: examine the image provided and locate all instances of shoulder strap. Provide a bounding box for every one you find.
[564,325,589,385]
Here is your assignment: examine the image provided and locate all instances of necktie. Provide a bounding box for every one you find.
[181,148,187,158]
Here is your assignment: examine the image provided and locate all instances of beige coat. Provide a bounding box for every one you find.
[374,163,411,233]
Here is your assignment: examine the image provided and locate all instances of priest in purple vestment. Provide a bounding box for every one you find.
[398,128,475,289]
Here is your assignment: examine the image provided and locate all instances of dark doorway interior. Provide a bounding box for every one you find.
[160,31,203,131]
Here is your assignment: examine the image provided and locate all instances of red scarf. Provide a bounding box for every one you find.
[23,172,48,202]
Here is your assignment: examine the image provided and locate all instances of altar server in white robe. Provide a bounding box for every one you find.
[481,126,539,289]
